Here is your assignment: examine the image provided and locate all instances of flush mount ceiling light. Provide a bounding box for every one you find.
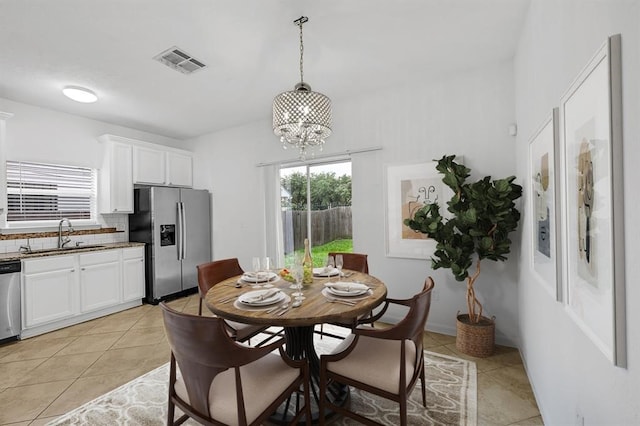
[273,16,332,160]
[62,86,98,103]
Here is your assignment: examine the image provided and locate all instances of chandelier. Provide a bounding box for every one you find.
[273,16,332,160]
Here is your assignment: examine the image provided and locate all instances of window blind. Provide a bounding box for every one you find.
[6,161,96,222]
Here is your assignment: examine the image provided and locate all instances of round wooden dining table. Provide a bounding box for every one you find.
[204,269,387,423]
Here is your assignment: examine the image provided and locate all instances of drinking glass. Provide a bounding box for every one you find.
[291,261,305,300]
[289,253,303,290]
[251,257,262,288]
[335,254,344,278]
[326,255,335,269]
[262,257,273,288]
[326,255,336,282]
[262,257,271,272]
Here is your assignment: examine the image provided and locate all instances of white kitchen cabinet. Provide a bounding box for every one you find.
[133,145,166,185]
[165,151,193,187]
[98,139,133,213]
[133,145,192,187]
[79,250,121,313]
[100,133,193,189]
[22,255,77,328]
[21,245,146,339]
[122,246,145,302]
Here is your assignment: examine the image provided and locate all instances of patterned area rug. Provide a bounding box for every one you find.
[48,332,476,426]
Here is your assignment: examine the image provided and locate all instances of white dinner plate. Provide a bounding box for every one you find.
[324,282,370,296]
[321,287,371,301]
[238,289,284,306]
[313,267,340,277]
[241,271,278,283]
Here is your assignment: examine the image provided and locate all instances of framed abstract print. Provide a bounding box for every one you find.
[528,109,561,301]
[560,34,626,367]
[384,160,460,259]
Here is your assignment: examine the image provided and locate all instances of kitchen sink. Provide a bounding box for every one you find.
[26,245,107,255]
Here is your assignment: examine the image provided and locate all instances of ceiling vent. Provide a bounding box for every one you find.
[154,46,207,74]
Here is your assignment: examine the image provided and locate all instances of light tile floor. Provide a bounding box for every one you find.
[0,294,543,425]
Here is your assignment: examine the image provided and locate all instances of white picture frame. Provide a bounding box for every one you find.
[385,158,461,259]
[528,109,562,302]
[559,34,626,367]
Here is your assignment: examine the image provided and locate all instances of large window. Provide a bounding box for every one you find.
[6,160,97,224]
[280,161,352,266]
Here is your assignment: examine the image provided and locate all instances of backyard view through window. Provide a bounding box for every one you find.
[280,161,352,266]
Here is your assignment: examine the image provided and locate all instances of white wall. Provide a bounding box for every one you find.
[0,97,183,168]
[0,96,184,244]
[188,60,521,345]
[514,1,640,424]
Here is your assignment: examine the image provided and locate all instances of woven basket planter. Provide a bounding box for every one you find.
[456,314,495,358]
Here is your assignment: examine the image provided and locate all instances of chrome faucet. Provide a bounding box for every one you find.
[58,218,74,248]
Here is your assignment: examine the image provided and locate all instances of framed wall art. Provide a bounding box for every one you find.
[528,108,562,302]
[385,158,461,259]
[560,34,626,367]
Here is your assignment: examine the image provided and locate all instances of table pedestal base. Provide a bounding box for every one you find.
[269,326,349,424]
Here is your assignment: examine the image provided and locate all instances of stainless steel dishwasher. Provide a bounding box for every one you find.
[0,260,21,341]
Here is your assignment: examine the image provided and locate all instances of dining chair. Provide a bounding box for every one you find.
[161,303,311,426]
[327,252,369,274]
[196,258,270,343]
[318,277,435,426]
[319,252,370,339]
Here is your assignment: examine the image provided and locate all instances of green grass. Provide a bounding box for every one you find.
[284,239,353,267]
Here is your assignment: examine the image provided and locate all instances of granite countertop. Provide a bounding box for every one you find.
[0,242,146,262]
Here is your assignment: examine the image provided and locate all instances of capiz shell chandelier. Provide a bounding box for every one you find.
[273,16,332,160]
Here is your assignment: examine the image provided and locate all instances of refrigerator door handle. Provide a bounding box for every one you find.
[181,201,187,260]
[177,202,183,261]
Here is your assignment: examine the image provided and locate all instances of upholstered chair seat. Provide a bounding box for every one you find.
[173,352,302,425]
[325,334,417,394]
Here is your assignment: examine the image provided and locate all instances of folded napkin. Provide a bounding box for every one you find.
[243,272,271,281]
[244,289,280,303]
[313,267,339,276]
[324,282,369,292]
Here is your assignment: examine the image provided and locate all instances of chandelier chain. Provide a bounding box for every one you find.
[298,19,304,83]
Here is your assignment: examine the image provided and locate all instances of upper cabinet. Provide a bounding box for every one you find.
[133,145,192,187]
[165,151,193,187]
[133,145,165,185]
[98,135,193,211]
[98,139,134,214]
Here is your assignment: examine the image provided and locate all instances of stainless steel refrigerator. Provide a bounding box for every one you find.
[129,187,211,304]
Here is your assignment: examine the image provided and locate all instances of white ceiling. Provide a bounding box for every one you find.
[0,0,530,140]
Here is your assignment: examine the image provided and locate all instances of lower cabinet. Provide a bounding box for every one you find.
[22,255,77,328]
[122,247,145,302]
[80,250,121,313]
[21,246,145,338]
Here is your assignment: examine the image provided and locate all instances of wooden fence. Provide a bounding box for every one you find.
[282,206,352,254]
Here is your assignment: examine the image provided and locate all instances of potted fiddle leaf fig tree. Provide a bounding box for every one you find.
[404,155,522,357]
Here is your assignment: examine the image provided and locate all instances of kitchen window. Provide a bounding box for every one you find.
[5,160,97,225]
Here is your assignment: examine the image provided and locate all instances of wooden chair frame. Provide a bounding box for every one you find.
[161,303,311,426]
[196,258,272,343]
[319,252,370,339]
[318,277,435,426]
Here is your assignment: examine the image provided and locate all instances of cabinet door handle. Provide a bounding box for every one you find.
[81,267,86,271]
[140,259,144,262]
[70,269,75,273]
[114,208,118,212]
